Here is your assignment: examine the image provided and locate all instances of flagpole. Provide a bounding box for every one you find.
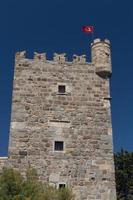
[91,29,94,42]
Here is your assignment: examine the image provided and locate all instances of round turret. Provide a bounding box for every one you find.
[91,38,112,78]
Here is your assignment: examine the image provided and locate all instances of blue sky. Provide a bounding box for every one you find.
[0,0,133,156]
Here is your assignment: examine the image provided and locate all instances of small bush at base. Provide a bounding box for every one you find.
[0,167,74,200]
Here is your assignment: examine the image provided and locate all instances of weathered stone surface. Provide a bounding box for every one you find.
[0,157,8,171]
[0,39,116,199]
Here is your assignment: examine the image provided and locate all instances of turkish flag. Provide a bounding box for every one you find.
[82,26,94,33]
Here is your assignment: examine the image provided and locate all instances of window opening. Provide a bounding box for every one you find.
[58,85,66,94]
[59,184,66,189]
[54,141,64,151]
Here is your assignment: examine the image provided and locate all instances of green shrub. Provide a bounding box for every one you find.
[58,187,74,200]
[0,167,74,200]
[0,168,23,200]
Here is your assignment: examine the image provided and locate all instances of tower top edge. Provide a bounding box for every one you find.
[15,52,92,64]
[91,38,111,46]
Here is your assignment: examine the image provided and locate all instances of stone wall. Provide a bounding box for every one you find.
[2,39,116,199]
[0,157,8,171]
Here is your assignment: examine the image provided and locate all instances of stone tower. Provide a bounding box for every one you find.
[6,38,116,199]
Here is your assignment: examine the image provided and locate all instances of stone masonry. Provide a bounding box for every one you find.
[0,38,116,199]
[0,157,8,171]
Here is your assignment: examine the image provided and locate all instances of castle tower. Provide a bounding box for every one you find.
[91,38,112,78]
[6,39,116,200]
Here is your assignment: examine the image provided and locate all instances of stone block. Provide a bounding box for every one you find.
[11,122,26,130]
[49,173,60,183]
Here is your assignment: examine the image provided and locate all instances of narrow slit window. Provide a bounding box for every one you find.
[58,85,66,94]
[54,141,64,151]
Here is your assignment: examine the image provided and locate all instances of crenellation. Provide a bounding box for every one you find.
[53,53,66,63]
[92,38,101,44]
[104,39,110,44]
[15,52,89,65]
[34,52,46,61]
[15,51,26,60]
[91,38,110,46]
[73,54,86,64]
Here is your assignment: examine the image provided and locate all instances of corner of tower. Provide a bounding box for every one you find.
[15,51,26,61]
[91,38,112,78]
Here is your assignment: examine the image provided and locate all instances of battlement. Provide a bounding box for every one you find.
[15,38,112,79]
[15,39,111,71]
[15,51,88,64]
[91,38,110,46]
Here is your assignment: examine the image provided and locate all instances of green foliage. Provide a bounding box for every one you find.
[22,168,42,200]
[114,149,133,200]
[0,168,23,200]
[58,187,74,200]
[0,167,74,200]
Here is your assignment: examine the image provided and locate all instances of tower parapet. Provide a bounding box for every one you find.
[15,51,26,60]
[14,52,89,64]
[73,54,86,64]
[53,53,66,63]
[91,38,112,78]
[34,52,46,61]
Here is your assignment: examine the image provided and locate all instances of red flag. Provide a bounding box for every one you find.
[82,26,94,33]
